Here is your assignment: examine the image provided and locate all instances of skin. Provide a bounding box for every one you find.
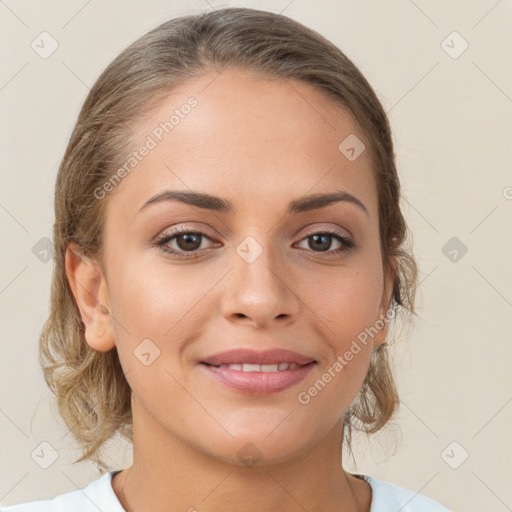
[66,67,395,512]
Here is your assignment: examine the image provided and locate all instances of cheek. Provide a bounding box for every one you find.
[300,270,381,414]
[310,264,384,344]
[107,254,217,344]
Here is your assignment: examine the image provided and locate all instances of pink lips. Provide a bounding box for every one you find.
[199,348,317,395]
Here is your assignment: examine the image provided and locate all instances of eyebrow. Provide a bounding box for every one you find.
[139,189,369,217]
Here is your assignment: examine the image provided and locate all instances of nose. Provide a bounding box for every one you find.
[220,237,301,328]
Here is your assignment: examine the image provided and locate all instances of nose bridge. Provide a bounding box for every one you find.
[235,232,285,294]
[222,232,299,325]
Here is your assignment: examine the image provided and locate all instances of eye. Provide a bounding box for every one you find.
[154,229,216,259]
[295,230,355,256]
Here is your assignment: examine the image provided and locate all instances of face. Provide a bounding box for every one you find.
[71,67,394,467]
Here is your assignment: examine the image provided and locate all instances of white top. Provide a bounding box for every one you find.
[0,471,452,511]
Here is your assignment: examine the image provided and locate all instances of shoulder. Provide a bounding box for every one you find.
[0,471,124,512]
[359,474,453,512]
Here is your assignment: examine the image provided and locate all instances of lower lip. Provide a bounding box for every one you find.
[199,362,317,395]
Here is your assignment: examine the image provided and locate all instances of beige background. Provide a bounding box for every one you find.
[1,1,511,510]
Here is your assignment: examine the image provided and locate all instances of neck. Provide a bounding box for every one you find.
[112,399,371,512]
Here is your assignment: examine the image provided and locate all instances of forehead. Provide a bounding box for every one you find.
[106,68,377,220]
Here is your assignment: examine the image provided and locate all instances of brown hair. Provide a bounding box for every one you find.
[40,6,418,472]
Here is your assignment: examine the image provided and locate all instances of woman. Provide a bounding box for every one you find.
[2,7,452,511]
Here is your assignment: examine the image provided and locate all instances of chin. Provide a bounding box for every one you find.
[197,429,316,469]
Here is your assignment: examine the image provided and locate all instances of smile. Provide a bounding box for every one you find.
[200,361,317,394]
[206,362,302,372]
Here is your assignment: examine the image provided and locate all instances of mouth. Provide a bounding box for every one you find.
[200,347,316,367]
[201,361,316,372]
[199,360,317,395]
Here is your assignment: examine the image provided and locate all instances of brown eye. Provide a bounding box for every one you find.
[155,230,215,258]
[308,234,334,251]
[295,231,355,256]
[175,232,203,251]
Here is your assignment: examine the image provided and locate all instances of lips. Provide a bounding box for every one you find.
[199,348,317,394]
[200,348,316,367]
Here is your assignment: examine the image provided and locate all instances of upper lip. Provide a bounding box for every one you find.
[201,348,316,366]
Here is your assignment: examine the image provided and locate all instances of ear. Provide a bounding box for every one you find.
[372,258,396,348]
[65,242,115,352]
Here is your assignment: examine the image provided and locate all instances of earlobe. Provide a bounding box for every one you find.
[373,260,396,348]
[372,316,390,348]
[65,243,115,352]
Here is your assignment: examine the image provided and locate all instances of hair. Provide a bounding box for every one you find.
[40,6,418,472]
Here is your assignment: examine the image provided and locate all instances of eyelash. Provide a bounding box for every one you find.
[154,227,356,260]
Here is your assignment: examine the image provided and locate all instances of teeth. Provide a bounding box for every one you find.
[216,362,300,372]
